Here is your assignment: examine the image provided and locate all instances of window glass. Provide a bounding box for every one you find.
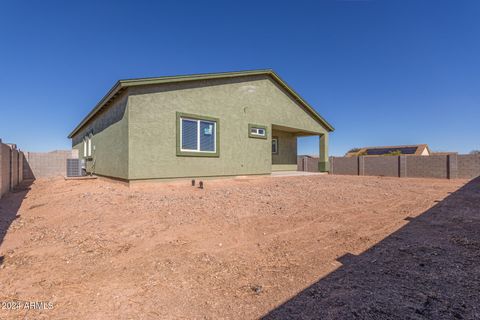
[272,138,278,153]
[200,121,215,151]
[181,119,198,150]
[181,117,216,153]
[250,127,266,137]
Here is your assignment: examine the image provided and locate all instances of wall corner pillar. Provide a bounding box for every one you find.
[447,154,458,179]
[399,155,407,177]
[358,156,365,176]
[318,133,330,172]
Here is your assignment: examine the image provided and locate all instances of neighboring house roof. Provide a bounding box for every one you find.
[345,144,431,157]
[68,69,334,138]
[298,155,319,159]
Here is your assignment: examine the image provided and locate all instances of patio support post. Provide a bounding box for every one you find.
[318,133,330,172]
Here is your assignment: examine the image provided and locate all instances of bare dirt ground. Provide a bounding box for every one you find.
[0,174,478,319]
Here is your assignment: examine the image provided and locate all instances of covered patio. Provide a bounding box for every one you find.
[271,124,329,173]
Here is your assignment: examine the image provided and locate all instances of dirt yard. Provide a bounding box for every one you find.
[0,174,478,319]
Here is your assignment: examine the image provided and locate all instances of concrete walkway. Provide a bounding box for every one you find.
[270,171,327,177]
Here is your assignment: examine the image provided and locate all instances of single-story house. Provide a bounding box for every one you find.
[345,144,431,157]
[68,70,334,181]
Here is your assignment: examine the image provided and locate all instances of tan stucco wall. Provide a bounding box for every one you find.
[72,91,129,179]
[127,75,328,179]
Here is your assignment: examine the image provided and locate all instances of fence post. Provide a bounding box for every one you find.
[399,156,407,177]
[358,156,365,176]
[447,154,458,179]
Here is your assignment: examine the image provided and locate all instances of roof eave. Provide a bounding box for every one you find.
[268,71,334,132]
[68,69,334,138]
[68,81,124,138]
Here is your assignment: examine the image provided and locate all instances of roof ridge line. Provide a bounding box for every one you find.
[68,69,334,138]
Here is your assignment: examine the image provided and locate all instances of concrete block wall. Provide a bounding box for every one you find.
[297,156,319,172]
[329,156,359,175]
[458,154,480,179]
[399,156,407,178]
[0,140,24,199]
[0,143,10,198]
[330,154,480,180]
[11,149,19,187]
[23,150,79,179]
[405,155,448,179]
[364,156,399,177]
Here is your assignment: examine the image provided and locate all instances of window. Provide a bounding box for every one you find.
[250,127,265,136]
[83,137,87,157]
[83,133,93,158]
[87,133,93,157]
[248,124,267,139]
[177,112,219,157]
[272,137,278,154]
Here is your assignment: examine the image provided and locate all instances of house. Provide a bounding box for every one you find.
[345,144,431,157]
[68,70,334,181]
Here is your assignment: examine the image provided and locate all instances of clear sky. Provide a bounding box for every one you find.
[1,0,479,155]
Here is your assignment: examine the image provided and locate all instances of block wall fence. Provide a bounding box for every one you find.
[0,140,25,199]
[329,154,480,180]
[0,137,80,199]
[23,150,79,180]
[297,156,320,172]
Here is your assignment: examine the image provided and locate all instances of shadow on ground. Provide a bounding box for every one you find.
[0,180,32,265]
[263,177,480,320]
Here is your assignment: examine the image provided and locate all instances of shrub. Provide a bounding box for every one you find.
[386,150,402,156]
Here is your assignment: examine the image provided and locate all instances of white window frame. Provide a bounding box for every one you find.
[180,117,217,153]
[250,127,266,137]
[87,134,92,157]
[83,137,87,157]
[272,137,278,154]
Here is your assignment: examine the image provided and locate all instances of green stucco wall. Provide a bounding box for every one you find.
[72,91,129,179]
[71,74,330,180]
[272,130,297,164]
[127,75,328,180]
[271,130,298,171]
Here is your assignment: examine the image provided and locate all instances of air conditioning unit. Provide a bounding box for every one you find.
[66,158,85,177]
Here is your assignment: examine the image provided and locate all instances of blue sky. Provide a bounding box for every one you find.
[0,0,478,155]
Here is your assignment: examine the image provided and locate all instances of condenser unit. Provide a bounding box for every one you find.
[66,158,85,177]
